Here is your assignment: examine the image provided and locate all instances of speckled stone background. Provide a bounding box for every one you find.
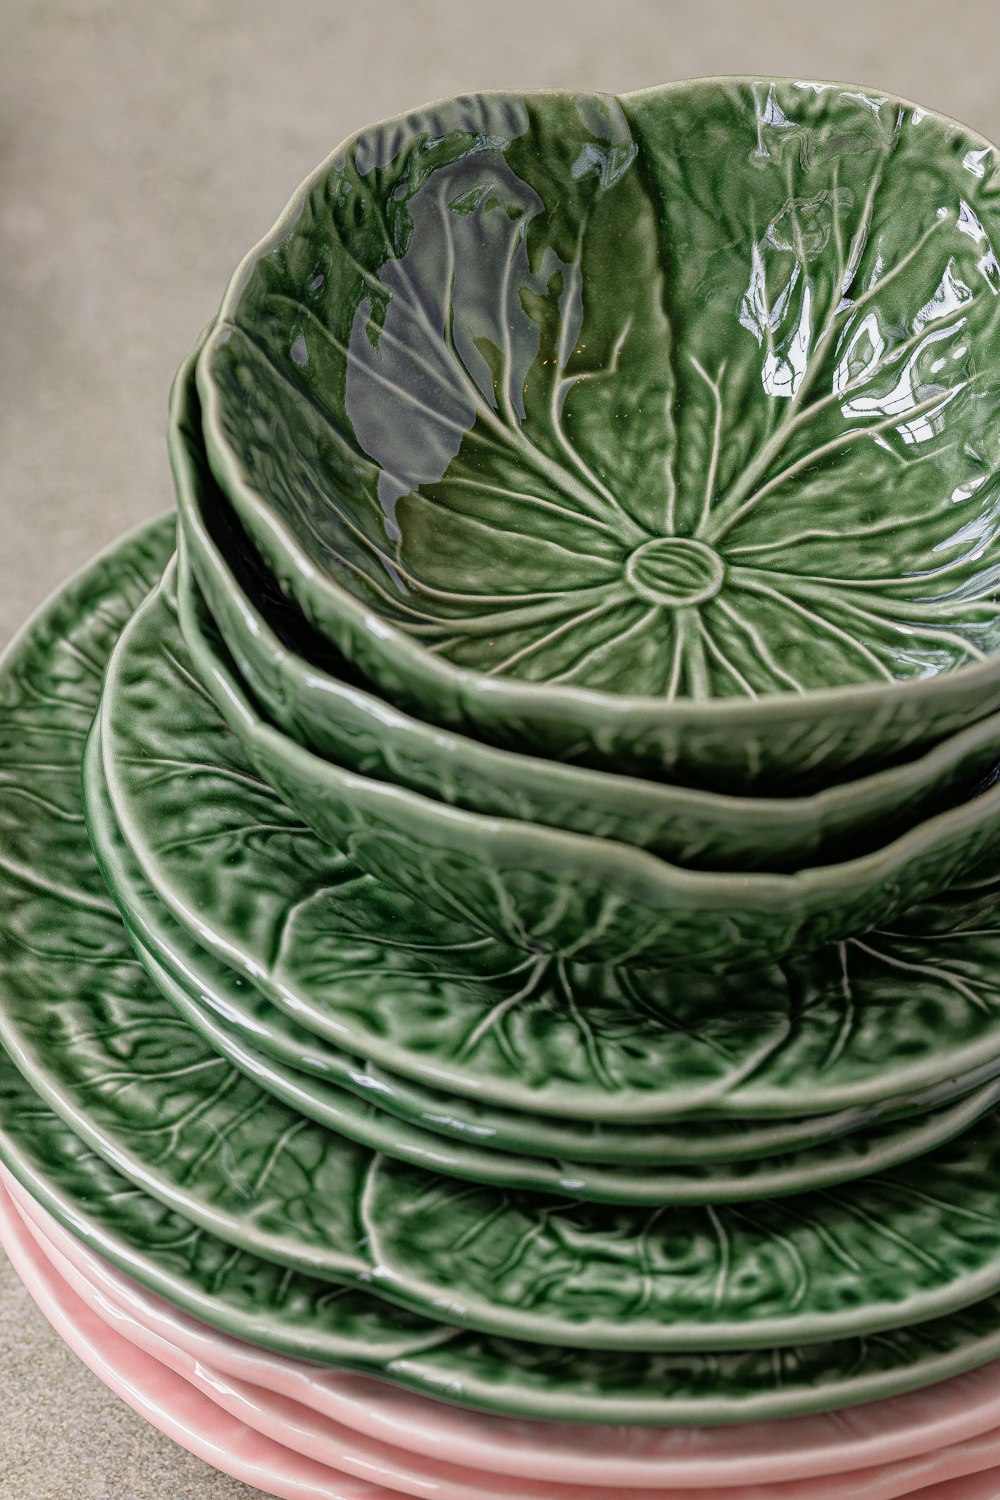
[4,1,1000,1494]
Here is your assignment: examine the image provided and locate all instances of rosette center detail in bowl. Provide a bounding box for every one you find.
[202,82,1000,707]
[625,536,727,607]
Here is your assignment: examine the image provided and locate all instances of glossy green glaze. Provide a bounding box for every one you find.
[7,537,1000,1352]
[14,1058,1000,1426]
[199,80,1000,787]
[87,741,1000,1203]
[174,346,1000,869]
[19,715,1000,1358]
[94,571,1000,1123]
[143,926,1000,1207]
[11,522,1000,1398]
[107,922,1000,1163]
[91,728,1000,1170]
[164,546,1000,969]
[19,812,1000,1358]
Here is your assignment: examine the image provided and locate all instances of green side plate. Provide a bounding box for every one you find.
[86,735,1000,1204]
[96,571,1000,1125]
[88,738,1000,1170]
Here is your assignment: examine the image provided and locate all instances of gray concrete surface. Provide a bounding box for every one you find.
[3,1,1000,1493]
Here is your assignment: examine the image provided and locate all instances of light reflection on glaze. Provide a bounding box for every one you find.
[208,80,1000,700]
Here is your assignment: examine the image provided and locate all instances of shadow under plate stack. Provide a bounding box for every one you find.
[5,76,1000,1498]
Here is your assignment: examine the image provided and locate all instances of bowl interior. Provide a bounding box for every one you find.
[204,79,1000,702]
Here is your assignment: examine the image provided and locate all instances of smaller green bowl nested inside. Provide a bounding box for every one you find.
[199,79,1000,781]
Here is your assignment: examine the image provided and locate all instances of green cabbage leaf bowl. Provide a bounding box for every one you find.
[171,540,1000,972]
[174,342,1000,874]
[198,78,1000,787]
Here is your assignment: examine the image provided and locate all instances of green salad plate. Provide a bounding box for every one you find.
[99,571,1000,1124]
[133,919,1000,1207]
[160,546,1000,971]
[88,720,1000,1169]
[198,80,1000,790]
[175,344,1000,876]
[98,559,1000,1120]
[8,528,1000,1354]
[85,726,1000,1205]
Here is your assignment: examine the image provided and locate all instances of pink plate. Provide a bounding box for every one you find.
[0,1175,396,1499]
[10,1184,719,1500]
[915,1474,1000,1499]
[8,1163,1000,1491]
[5,1174,1000,1500]
[9,1160,1000,1495]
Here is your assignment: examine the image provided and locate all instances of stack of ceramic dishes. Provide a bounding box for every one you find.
[6,78,1000,1500]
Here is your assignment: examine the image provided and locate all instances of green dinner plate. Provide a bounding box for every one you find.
[86,736,1000,1205]
[18,736,1000,1356]
[174,341,1000,870]
[198,81,1000,789]
[11,1052,1000,1427]
[9,519,1000,1385]
[0,551,997,1351]
[95,571,1000,1124]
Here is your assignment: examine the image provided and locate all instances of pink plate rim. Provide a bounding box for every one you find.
[5,1171,1000,1499]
